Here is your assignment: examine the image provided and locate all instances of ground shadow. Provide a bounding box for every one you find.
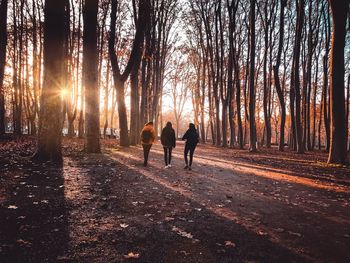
[70,152,309,262]
[107,145,350,262]
[0,159,69,263]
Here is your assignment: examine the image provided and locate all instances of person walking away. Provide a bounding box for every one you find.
[140,121,156,166]
[161,122,176,168]
[182,123,199,170]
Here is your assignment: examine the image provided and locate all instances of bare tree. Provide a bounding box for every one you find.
[109,0,149,147]
[273,0,286,151]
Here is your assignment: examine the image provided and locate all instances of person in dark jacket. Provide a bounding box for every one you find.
[161,122,176,168]
[182,123,199,170]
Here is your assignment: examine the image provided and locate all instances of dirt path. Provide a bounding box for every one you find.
[1,137,350,262]
[103,142,350,262]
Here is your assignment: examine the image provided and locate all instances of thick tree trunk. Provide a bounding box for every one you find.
[114,78,129,146]
[293,0,305,154]
[327,0,349,164]
[0,0,8,136]
[248,0,257,152]
[83,0,100,153]
[33,0,66,163]
[130,53,142,145]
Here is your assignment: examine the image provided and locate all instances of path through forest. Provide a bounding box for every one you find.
[1,137,350,262]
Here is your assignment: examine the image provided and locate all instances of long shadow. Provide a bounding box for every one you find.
[107,147,350,262]
[129,146,350,196]
[197,154,350,187]
[0,159,69,263]
[72,152,311,262]
[193,144,350,186]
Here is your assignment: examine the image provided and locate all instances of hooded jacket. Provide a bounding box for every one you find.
[140,124,156,145]
[161,124,176,148]
[182,124,199,147]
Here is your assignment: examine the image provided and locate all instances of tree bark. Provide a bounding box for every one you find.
[248,0,257,152]
[327,0,349,164]
[109,0,149,147]
[83,0,100,153]
[293,0,305,154]
[33,0,66,163]
[273,0,286,151]
[0,0,8,136]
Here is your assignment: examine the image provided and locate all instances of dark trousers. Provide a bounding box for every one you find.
[142,144,152,165]
[163,147,173,165]
[184,143,196,166]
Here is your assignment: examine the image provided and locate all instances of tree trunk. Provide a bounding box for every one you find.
[346,74,349,151]
[273,0,286,151]
[0,0,8,136]
[130,51,142,145]
[109,0,149,147]
[327,0,349,164]
[248,0,257,152]
[83,0,100,153]
[114,78,129,146]
[293,0,305,154]
[323,55,330,151]
[262,2,271,148]
[33,0,66,163]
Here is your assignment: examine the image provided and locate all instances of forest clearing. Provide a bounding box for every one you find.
[0,136,349,262]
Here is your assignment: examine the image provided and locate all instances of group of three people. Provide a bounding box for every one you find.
[140,121,199,170]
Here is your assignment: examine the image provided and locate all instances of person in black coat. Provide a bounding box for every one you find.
[182,123,199,170]
[161,122,176,168]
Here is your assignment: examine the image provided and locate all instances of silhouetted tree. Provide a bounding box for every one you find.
[83,0,100,153]
[327,0,349,164]
[0,0,8,136]
[33,0,66,162]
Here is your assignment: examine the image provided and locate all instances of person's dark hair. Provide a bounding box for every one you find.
[166,121,172,128]
[189,123,195,129]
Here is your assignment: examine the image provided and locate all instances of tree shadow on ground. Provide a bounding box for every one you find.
[0,159,69,263]
[107,146,350,263]
[69,152,309,263]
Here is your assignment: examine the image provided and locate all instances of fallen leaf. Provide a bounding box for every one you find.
[120,223,129,228]
[16,239,32,247]
[171,225,197,241]
[224,241,236,247]
[8,205,18,209]
[180,250,190,256]
[258,230,267,236]
[124,252,140,259]
[288,231,302,237]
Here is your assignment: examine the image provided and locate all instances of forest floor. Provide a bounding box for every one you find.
[0,135,350,263]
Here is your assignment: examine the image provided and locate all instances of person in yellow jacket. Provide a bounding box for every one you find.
[140,121,156,166]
